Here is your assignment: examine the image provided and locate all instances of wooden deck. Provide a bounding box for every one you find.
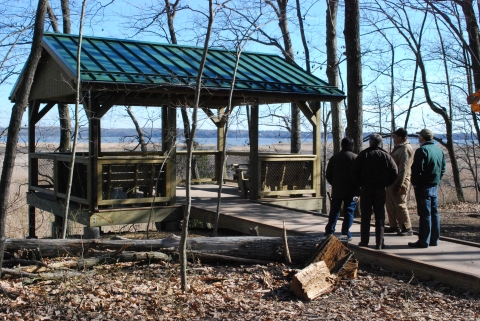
[177,184,480,293]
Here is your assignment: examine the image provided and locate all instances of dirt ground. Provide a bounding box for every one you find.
[409,203,480,244]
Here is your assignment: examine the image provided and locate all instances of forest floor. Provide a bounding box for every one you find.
[0,204,479,320]
[410,202,480,244]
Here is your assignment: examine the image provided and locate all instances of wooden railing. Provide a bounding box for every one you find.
[226,152,317,198]
[29,150,317,206]
[29,152,172,208]
[30,152,90,205]
[96,154,170,206]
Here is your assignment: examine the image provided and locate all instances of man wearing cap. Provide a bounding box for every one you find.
[351,133,398,249]
[385,128,414,236]
[409,129,446,248]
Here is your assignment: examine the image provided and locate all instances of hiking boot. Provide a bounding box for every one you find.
[384,227,400,233]
[408,241,428,248]
[397,228,413,236]
[338,235,353,242]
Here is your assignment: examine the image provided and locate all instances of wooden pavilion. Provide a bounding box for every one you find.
[9,33,345,238]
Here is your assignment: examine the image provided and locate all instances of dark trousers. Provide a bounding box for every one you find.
[414,186,440,247]
[360,187,386,246]
[325,198,357,238]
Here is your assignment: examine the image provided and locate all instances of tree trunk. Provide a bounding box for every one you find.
[58,0,72,152]
[126,106,148,151]
[344,0,363,153]
[457,0,480,91]
[268,0,301,153]
[47,0,72,153]
[326,0,343,154]
[0,0,48,277]
[57,103,72,152]
[291,102,301,153]
[180,0,215,291]
[3,235,325,263]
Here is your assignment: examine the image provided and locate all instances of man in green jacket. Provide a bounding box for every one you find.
[409,129,446,248]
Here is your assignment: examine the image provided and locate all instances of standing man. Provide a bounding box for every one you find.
[324,137,358,242]
[352,134,398,249]
[409,129,446,248]
[385,128,414,236]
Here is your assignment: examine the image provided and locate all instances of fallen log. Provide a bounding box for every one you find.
[187,251,271,265]
[1,268,87,280]
[77,251,171,269]
[4,234,325,263]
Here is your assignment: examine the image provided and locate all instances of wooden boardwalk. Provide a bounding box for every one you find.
[177,184,480,293]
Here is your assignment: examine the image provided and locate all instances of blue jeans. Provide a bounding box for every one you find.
[414,186,440,246]
[325,198,357,238]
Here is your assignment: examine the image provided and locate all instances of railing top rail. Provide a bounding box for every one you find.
[176,150,220,155]
[29,152,89,160]
[226,151,316,159]
[100,151,165,157]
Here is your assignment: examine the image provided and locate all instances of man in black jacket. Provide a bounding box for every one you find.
[352,134,398,249]
[324,137,358,242]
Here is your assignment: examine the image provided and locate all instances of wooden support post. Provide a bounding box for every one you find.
[87,96,101,213]
[249,101,259,201]
[27,101,40,238]
[163,105,176,204]
[312,101,322,198]
[216,107,225,183]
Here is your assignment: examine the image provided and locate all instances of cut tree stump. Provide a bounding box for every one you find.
[305,234,358,279]
[291,261,337,300]
[291,235,359,300]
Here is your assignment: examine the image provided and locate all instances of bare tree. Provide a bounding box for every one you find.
[126,106,148,152]
[180,0,228,291]
[375,0,465,201]
[344,0,363,153]
[264,0,301,153]
[62,0,88,239]
[326,0,343,154]
[0,0,48,276]
[46,0,72,153]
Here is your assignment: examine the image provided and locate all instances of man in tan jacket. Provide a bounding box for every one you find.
[385,128,414,236]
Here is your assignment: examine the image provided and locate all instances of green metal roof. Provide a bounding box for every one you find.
[41,33,344,99]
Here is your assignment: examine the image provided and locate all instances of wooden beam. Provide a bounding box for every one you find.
[257,198,322,211]
[87,97,101,212]
[32,102,56,124]
[90,206,181,226]
[95,101,115,118]
[216,108,225,182]
[163,105,177,204]
[26,192,90,226]
[312,101,322,198]
[296,100,318,127]
[201,107,221,125]
[28,101,40,238]
[249,101,259,201]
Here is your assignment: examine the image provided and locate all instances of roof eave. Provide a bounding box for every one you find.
[81,81,345,104]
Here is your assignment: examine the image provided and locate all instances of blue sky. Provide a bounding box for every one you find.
[0,0,453,135]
